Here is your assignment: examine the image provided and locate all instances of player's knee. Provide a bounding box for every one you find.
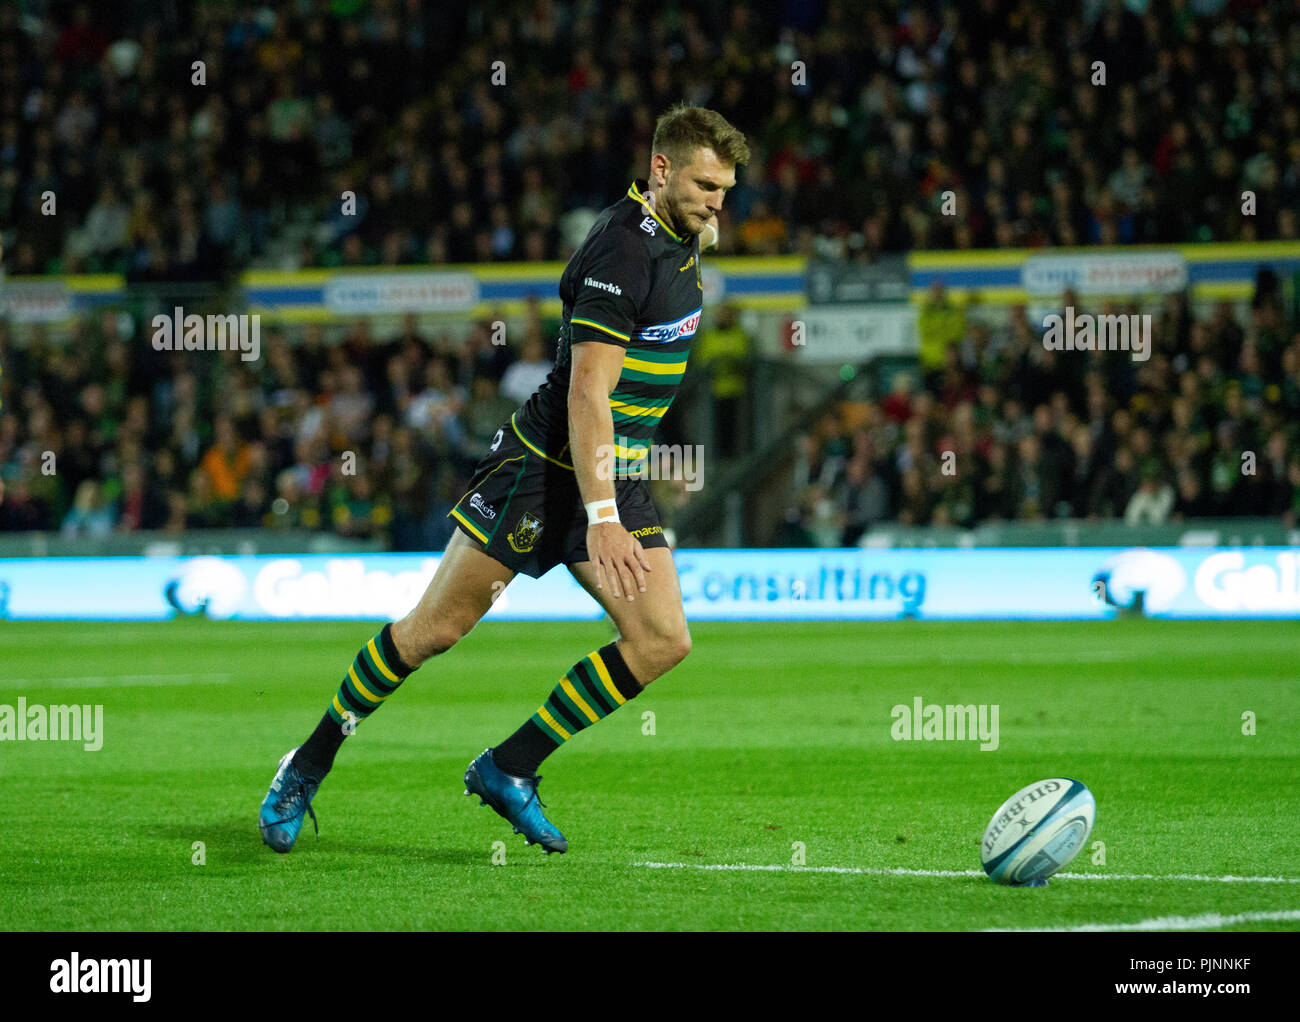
[631,626,691,679]
[669,628,692,667]
[393,615,473,667]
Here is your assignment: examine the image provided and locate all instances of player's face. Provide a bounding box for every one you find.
[661,147,735,236]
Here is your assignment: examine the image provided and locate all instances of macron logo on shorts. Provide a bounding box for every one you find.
[583,277,622,296]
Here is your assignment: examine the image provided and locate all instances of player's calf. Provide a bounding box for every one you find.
[288,622,416,786]
[471,641,645,853]
[388,608,478,670]
[490,641,645,782]
[259,624,414,851]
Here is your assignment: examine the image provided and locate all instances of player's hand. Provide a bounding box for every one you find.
[587,522,652,601]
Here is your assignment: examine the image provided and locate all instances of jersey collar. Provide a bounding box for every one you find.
[628,179,689,246]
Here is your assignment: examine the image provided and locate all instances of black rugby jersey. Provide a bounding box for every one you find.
[509,179,704,472]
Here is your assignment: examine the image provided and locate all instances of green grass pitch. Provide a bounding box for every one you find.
[2,617,1297,931]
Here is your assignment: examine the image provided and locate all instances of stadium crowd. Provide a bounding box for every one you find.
[783,282,1300,545]
[0,305,580,547]
[2,0,1299,276]
[2,0,1299,547]
[2,280,1296,547]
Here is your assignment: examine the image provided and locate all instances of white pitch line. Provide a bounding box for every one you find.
[1057,870,1300,885]
[809,650,1132,665]
[1,674,232,688]
[633,862,1300,884]
[985,909,1300,932]
[636,861,985,879]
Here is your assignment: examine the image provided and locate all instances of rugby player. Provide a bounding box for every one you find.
[260,104,749,854]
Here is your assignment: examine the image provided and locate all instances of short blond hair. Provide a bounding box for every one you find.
[652,104,750,169]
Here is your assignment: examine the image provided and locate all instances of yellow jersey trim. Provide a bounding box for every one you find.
[627,181,684,243]
[571,317,631,342]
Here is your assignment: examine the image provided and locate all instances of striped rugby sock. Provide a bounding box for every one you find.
[492,642,643,778]
[292,623,414,781]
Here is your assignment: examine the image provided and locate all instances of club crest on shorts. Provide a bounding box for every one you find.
[508,511,544,553]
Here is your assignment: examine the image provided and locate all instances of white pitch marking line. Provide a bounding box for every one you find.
[633,862,1300,884]
[1056,870,1300,885]
[2,674,233,688]
[985,909,1300,932]
[636,862,985,878]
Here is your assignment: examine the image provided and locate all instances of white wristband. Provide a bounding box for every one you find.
[701,222,718,249]
[586,498,619,525]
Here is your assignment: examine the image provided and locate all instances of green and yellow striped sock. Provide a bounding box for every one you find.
[493,642,643,777]
[293,623,414,780]
[326,627,411,729]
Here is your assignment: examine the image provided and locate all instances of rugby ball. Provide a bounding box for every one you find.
[980,777,1095,886]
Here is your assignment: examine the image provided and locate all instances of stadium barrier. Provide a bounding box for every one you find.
[3,240,1296,324]
[0,529,383,558]
[1,519,1288,560]
[1,546,1296,622]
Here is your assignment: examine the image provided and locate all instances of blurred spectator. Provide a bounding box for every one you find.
[918,282,966,377]
[458,375,517,468]
[329,473,391,540]
[499,330,554,406]
[693,304,750,459]
[737,198,786,254]
[1171,469,1211,521]
[881,372,915,425]
[839,455,890,543]
[1125,462,1175,525]
[199,417,251,501]
[61,479,114,537]
[406,356,464,440]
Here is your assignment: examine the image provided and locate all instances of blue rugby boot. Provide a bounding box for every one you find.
[464,748,567,854]
[259,747,320,853]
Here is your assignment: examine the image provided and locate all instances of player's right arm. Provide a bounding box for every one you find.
[569,340,652,601]
[564,223,655,601]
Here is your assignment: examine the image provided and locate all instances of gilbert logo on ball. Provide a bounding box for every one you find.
[980,777,1096,887]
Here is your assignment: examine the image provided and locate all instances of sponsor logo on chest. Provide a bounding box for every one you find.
[635,308,702,344]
